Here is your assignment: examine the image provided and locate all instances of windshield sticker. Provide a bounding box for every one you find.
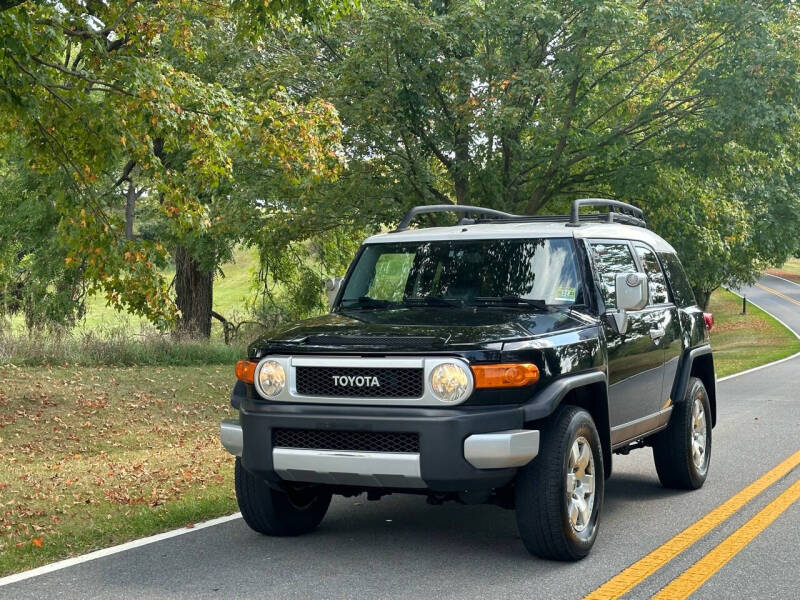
[555,286,576,301]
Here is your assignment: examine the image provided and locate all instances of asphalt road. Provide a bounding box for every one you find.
[2,275,799,600]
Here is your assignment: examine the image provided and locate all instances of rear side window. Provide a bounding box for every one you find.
[589,242,637,309]
[635,245,669,305]
[658,252,697,308]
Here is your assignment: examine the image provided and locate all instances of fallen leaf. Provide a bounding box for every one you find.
[31,537,44,548]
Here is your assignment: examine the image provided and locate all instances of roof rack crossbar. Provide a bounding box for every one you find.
[479,212,646,227]
[393,204,513,232]
[569,198,644,227]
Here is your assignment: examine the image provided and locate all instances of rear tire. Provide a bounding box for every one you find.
[515,406,604,561]
[652,377,712,490]
[235,458,332,536]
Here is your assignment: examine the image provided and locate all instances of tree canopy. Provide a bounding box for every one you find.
[271,0,800,304]
[0,0,349,330]
[2,0,799,329]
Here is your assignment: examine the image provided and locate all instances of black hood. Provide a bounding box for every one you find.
[250,307,588,355]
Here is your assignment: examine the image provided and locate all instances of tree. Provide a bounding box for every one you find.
[0,1,346,334]
[268,0,800,302]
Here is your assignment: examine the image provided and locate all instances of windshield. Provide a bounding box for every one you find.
[339,238,582,309]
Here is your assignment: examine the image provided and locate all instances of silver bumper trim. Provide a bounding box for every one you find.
[463,429,540,469]
[273,448,425,488]
[220,419,243,457]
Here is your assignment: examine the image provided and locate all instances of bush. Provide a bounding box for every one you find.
[0,324,247,366]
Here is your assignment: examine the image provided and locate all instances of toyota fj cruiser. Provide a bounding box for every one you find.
[221,199,716,560]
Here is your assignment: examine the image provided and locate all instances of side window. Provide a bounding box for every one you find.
[368,253,414,301]
[589,242,638,309]
[635,245,670,305]
[659,252,697,308]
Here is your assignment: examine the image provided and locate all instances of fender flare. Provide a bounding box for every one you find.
[522,370,608,422]
[671,344,716,425]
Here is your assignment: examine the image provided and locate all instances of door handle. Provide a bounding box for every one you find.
[649,327,666,341]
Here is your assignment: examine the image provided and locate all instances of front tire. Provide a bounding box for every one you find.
[652,377,712,489]
[235,458,332,536]
[515,406,604,561]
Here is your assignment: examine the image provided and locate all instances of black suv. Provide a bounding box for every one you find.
[221,199,716,560]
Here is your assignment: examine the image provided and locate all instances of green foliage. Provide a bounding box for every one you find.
[2,0,800,328]
[249,226,364,325]
[0,0,344,329]
[268,0,800,301]
[0,157,88,328]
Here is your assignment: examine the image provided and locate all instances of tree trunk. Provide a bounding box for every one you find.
[125,182,136,240]
[453,125,471,205]
[697,289,713,311]
[174,246,213,338]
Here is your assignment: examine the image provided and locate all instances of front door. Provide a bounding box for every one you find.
[587,241,666,441]
[634,243,683,408]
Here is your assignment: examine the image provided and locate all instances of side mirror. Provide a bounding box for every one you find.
[324,277,344,310]
[607,273,648,334]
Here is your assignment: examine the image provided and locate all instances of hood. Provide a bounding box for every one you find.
[250,307,588,354]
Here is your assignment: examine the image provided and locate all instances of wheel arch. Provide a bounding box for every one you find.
[671,345,716,427]
[523,372,611,479]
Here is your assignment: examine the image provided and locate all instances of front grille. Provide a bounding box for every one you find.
[273,429,420,453]
[295,366,423,398]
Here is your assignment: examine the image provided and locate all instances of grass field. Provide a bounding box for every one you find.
[1,288,798,577]
[0,365,236,576]
[767,257,800,284]
[708,288,800,377]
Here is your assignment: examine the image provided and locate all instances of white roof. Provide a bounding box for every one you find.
[364,221,676,253]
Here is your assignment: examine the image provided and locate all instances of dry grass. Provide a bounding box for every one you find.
[0,364,236,576]
[767,257,800,284]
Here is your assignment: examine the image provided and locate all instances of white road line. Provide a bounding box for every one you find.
[717,351,800,382]
[0,513,242,587]
[764,272,800,289]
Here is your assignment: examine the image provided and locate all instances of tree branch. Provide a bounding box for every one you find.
[0,0,25,11]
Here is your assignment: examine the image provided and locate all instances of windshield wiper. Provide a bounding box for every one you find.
[339,296,393,309]
[401,296,462,307]
[470,296,550,310]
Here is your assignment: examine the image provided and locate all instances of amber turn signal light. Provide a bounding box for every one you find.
[471,363,539,389]
[235,360,257,384]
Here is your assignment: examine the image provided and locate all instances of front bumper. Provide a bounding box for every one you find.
[220,403,539,493]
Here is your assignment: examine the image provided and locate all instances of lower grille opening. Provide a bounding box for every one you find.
[273,429,420,453]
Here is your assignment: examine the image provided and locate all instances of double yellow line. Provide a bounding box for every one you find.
[755,282,800,308]
[585,449,800,599]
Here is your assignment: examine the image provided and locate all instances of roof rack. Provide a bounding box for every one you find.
[568,198,645,227]
[392,204,513,232]
[393,198,646,232]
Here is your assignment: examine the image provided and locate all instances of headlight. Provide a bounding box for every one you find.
[256,360,286,398]
[429,362,471,403]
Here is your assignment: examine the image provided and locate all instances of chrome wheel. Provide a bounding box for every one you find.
[691,395,708,472]
[566,436,595,533]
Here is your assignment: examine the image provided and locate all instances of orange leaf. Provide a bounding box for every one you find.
[31,537,44,548]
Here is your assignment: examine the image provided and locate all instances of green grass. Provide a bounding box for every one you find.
[709,288,800,377]
[0,365,237,577]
